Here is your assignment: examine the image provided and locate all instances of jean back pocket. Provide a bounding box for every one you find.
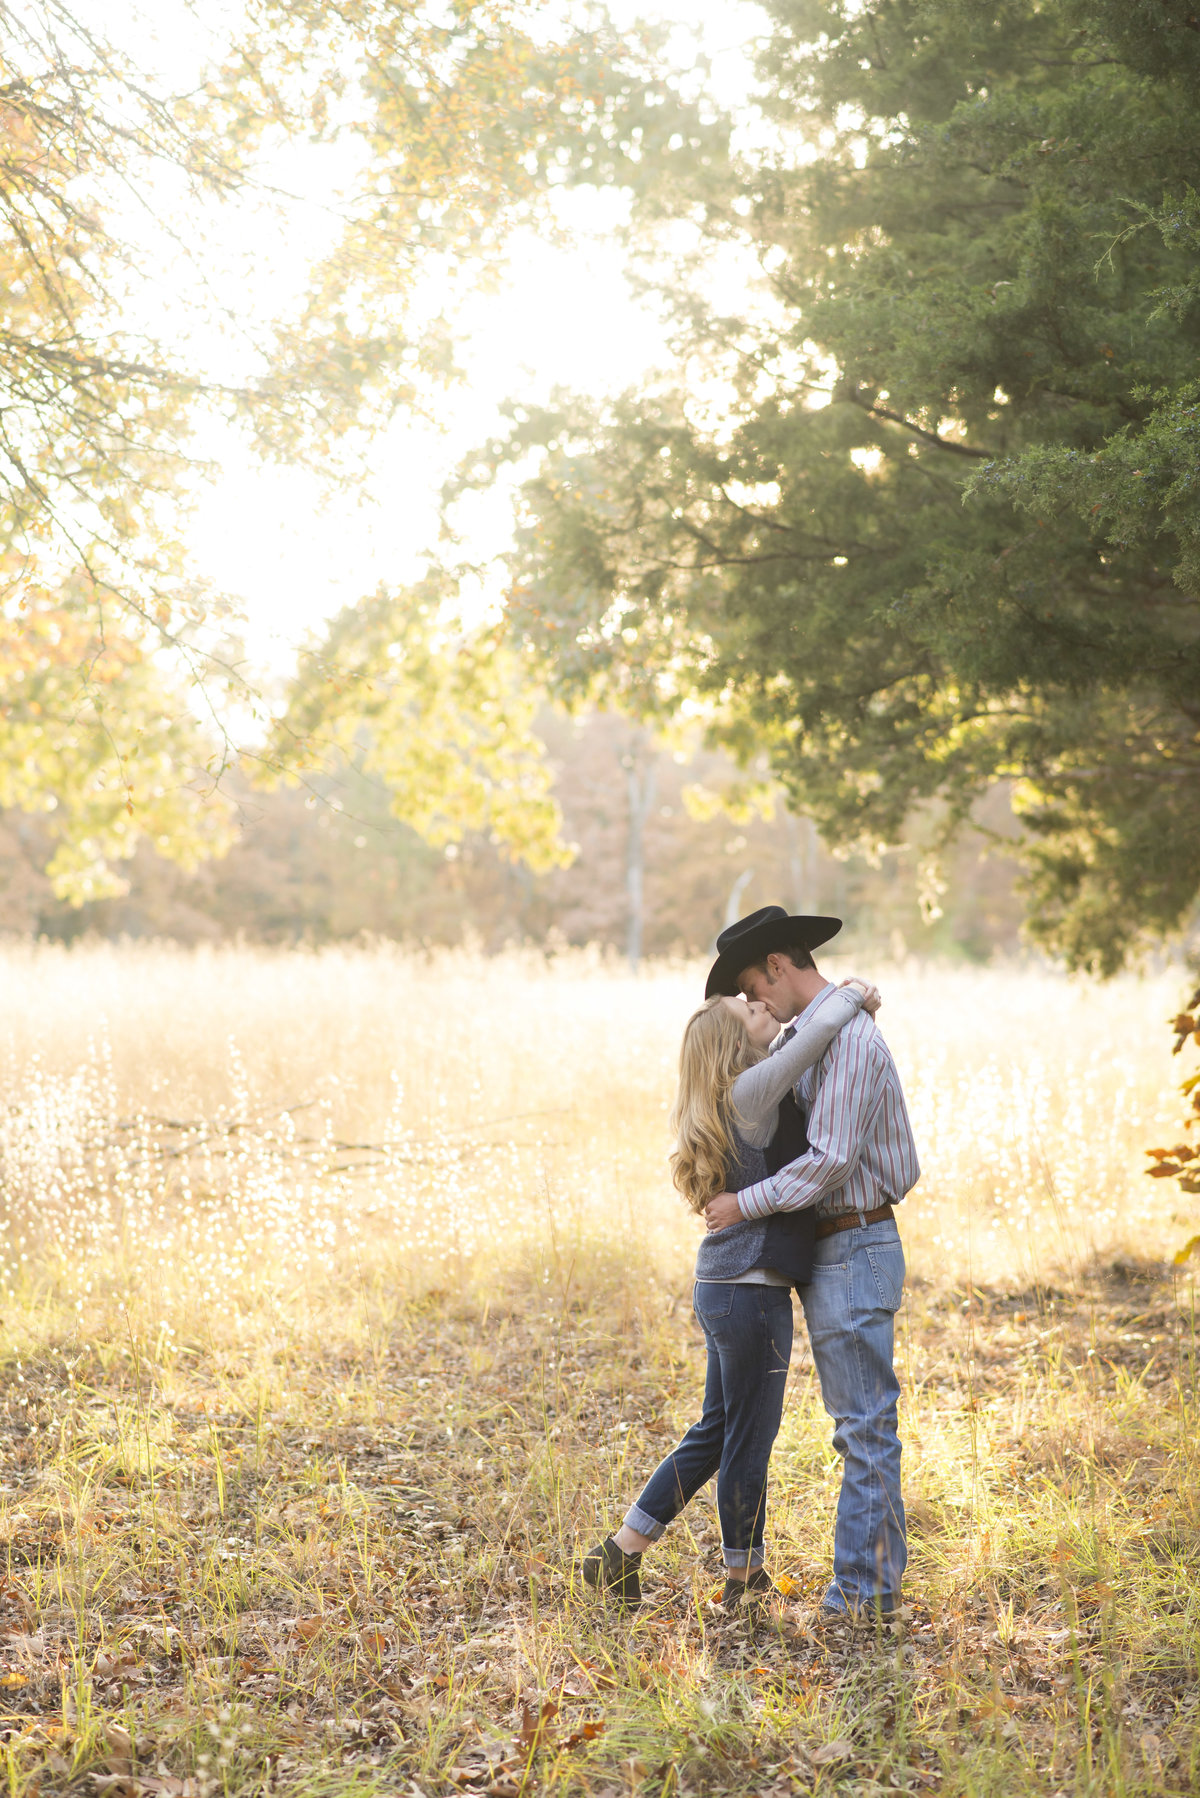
[865,1243,906,1314]
[692,1281,737,1320]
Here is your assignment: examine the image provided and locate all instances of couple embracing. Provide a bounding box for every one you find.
[583,905,919,1619]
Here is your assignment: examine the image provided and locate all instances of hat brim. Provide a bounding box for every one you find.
[705,914,843,998]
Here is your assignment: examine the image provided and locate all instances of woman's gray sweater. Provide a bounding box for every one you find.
[692,984,866,1284]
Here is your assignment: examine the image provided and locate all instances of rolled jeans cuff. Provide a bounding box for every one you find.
[622,1501,667,1543]
[721,1544,766,1570]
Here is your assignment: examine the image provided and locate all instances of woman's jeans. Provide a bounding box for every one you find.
[621,1217,907,1605]
[623,1282,793,1568]
[800,1216,906,1613]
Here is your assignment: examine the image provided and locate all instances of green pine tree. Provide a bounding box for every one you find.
[471,0,1200,971]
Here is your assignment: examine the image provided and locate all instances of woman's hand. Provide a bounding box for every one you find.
[704,1191,743,1232]
[840,976,882,1016]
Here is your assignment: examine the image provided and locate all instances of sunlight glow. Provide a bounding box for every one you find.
[150,0,772,674]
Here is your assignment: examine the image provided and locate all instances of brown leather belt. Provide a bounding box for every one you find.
[814,1202,895,1242]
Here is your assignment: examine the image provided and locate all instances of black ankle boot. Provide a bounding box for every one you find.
[581,1535,642,1608]
[721,1567,774,1609]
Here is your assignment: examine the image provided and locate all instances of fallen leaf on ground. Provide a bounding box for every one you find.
[812,1740,856,1765]
[563,1720,605,1750]
[562,1657,616,1694]
[974,1695,1018,1719]
[96,1652,141,1677]
[516,1701,557,1751]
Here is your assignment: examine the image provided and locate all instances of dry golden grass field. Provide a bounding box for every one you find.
[0,942,1198,1798]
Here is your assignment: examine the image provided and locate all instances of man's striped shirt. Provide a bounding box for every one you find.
[735,985,920,1222]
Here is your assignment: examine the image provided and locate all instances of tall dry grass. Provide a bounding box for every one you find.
[1,942,1197,1798]
[0,941,1189,1328]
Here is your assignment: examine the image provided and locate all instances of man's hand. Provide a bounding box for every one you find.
[704,1191,743,1232]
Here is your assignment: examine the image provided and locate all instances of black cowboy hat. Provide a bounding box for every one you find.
[704,905,842,998]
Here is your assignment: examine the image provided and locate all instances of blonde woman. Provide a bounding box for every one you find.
[582,973,878,1611]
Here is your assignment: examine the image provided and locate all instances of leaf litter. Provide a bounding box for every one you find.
[0,1261,1197,1796]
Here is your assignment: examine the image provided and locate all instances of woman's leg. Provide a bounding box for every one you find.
[583,1286,729,1604]
[706,1285,793,1573]
[615,1300,728,1548]
[585,1282,791,1601]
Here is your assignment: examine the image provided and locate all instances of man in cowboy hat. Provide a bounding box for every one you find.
[703,905,919,1619]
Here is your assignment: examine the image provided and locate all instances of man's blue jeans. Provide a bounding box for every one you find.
[623,1282,792,1568]
[800,1216,907,1613]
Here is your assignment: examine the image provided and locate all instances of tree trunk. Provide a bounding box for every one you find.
[784,811,820,913]
[725,866,755,927]
[623,738,658,973]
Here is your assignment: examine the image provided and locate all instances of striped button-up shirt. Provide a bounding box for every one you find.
[736,985,920,1222]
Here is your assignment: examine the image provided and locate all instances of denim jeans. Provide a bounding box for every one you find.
[623,1282,793,1568]
[799,1216,906,1612]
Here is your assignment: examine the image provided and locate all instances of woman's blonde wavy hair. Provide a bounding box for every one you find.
[669,996,763,1214]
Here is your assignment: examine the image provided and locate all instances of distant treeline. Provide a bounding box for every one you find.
[1,713,1023,963]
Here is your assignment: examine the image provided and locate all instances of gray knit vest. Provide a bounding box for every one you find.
[692,1093,815,1288]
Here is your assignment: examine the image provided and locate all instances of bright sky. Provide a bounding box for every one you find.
[162,0,769,676]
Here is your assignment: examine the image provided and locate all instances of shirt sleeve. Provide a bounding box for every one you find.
[729,985,866,1148]
[736,1021,887,1218]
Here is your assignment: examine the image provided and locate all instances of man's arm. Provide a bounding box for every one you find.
[733,1023,886,1221]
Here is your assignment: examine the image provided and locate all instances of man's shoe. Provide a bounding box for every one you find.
[721,1567,775,1611]
[581,1536,642,1609]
